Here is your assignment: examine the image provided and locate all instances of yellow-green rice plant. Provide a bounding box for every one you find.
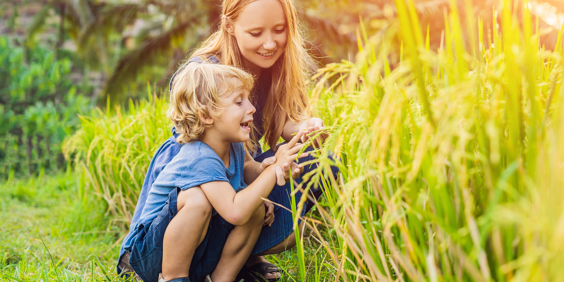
[64,87,170,229]
[305,0,564,280]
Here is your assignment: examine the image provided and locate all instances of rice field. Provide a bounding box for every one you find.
[56,0,564,281]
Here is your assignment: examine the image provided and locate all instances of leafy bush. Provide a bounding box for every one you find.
[0,36,92,179]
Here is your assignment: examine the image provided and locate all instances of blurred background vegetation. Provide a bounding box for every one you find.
[2,0,564,180]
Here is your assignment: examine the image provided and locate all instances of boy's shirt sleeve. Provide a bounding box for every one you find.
[175,154,230,190]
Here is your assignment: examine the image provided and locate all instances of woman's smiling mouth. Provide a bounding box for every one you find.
[258,51,275,57]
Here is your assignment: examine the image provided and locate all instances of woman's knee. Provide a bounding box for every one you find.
[177,187,212,218]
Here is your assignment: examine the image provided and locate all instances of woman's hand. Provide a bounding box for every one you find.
[260,157,303,186]
[299,117,328,146]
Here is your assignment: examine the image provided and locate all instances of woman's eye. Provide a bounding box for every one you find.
[235,100,243,105]
[275,28,285,33]
[249,32,261,37]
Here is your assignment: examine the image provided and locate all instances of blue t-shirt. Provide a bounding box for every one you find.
[138,141,246,225]
[123,140,246,252]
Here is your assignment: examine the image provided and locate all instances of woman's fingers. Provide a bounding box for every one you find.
[260,156,276,171]
[287,130,305,148]
[292,167,301,179]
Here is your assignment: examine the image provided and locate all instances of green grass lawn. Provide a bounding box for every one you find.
[0,172,337,281]
[0,172,124,281]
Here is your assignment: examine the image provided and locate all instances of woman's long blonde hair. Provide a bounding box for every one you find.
[191,0,315,150]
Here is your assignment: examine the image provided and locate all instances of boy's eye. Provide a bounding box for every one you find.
[235,100,243,105]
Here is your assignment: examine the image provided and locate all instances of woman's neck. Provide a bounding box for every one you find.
[242,58,262,77]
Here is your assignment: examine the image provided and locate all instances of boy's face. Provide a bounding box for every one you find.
[212,78,256,143]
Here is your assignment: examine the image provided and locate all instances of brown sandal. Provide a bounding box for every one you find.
[237,262,281,282]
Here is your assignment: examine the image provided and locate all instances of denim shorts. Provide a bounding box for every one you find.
[128,187,234,282]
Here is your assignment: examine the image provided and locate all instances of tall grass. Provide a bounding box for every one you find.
[64,87,170,228]
[305,0,564,280]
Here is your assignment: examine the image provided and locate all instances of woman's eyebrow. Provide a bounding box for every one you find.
[246,22,287,30]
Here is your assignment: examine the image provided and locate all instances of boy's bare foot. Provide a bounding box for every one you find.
[245,255,281,280]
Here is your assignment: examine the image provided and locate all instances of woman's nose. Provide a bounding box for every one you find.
[263,35,276,50]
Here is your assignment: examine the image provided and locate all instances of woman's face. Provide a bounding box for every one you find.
[229,0,288,73]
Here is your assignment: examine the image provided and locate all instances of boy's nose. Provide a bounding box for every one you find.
[248,102,256,115]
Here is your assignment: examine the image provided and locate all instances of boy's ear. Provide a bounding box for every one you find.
[199,110,214,126]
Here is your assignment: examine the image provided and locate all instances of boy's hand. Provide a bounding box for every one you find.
[274,131,308,168]
[263,201,274,227]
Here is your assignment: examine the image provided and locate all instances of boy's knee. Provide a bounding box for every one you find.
[177,188,212,218]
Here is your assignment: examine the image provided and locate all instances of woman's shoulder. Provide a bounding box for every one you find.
[190,54,220,64]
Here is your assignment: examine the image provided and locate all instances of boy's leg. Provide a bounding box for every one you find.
[210,204,265,282]
[162,187,212,280]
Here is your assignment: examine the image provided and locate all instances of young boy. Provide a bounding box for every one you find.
[123,62,306,282]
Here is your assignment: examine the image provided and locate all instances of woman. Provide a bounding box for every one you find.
[118,0,336,281]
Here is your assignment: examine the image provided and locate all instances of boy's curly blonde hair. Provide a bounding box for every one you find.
[168,62,254,144]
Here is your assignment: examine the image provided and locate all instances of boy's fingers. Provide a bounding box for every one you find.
[298,153,309,159]
[275,166,286,186]
[287,143,305,154]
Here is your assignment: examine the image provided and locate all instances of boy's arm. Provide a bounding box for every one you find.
[201,132,306,226]
[243,151,269,184]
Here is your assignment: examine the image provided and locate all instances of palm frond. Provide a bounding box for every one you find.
[301,13,357,50]
[103,20,196,102]
[134,21,165,46]
[78,3,144,51]
[26,6,50,40]
[68,0,94,27]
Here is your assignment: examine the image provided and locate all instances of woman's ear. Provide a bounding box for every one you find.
[199,110,214,126]
[224,18,235,36]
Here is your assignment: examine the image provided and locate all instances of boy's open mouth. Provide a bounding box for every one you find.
[240,121,252,130]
